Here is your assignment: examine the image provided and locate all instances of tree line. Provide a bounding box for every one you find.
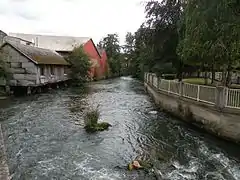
[122,0,240,86]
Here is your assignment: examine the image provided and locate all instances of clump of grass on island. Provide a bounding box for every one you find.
[84,107,111,132]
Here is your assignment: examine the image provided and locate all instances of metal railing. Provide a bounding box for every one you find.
[182,83,199,100]
[145,73,240,110]
[159,79,169,92]
[169,81,180,95]
[153,75,158,88]
[226,89,240,109]
[199,85,216,104]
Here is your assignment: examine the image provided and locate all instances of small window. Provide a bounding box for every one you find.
[40,67,44,76]
[64,67,67,75]
[50,66,54,75]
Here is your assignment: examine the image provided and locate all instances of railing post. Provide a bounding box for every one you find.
[151,74,154,86]
[197,85,200,101]
[179,81,183,97]
[168,80,170,93]
[157,76,160,90]
[215,86,227,109]
[225,88,229,107]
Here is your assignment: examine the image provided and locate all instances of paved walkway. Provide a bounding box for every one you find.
[0,124,9,180]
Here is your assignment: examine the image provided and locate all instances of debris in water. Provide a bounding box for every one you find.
[128,160,145,171]
[149,111,158,115]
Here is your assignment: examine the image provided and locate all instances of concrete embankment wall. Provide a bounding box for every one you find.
[0,124,9,180]
[144,83,240,143]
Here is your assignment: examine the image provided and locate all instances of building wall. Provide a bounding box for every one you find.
[2,44,68,86]
[37,65,68,85]
[100,50,108,78]
[2,44,38,86]
[83,40,103,79]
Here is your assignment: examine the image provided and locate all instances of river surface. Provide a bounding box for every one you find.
[1,77,240,180]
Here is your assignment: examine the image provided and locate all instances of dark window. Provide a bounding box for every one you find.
[40,67,44,76]
[50,66,54,75]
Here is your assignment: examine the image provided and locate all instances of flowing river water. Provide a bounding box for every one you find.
[1,77,240,180]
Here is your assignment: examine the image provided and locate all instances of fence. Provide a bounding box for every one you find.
[226,89,240,109]
[145,73,240,110]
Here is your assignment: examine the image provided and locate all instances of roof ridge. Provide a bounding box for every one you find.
[10,32,91,39]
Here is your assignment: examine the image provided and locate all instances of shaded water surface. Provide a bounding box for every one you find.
[1,77,240,180]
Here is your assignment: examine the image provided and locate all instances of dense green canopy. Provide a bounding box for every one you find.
[124,0,240,84]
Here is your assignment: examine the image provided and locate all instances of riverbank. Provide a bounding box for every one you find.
[144,82,240,144]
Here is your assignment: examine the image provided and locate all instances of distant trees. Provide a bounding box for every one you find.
[178,0,240,85]
[98,34,122,76]
[125,0,183,79]
[68,46,91,86]
[123,0,240,85]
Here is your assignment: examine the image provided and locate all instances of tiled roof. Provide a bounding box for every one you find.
[3,39,69,65]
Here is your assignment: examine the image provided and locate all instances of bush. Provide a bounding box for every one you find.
[84,108,100,127]
[83,107,111,133]
[68,46,91,86]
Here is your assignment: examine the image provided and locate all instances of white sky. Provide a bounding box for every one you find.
[0,0,146,44]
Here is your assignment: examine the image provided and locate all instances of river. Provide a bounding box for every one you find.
[1,77,240,180]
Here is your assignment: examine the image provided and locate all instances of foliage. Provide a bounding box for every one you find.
[68,46,91,86]
[83,107,111,133]
[178,0,240,86]
[84,108,100,127]
[125,0,184,79]
[98,34,122,75]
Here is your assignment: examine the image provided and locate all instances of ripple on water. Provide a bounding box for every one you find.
[1,77,240,180]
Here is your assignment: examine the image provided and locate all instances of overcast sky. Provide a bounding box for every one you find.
[0,0,147,44]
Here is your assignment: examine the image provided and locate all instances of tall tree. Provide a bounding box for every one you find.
[98,34,121,75]
[178,0,240,86]
[126,0,184,79]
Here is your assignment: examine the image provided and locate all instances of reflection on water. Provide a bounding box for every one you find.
[1,77,240,180]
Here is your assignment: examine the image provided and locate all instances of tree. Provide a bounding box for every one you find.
[178,0,240,86]
[123,32,135,72]
[68,46,91,86]
[98,34,121,76]
[125,0,184,79]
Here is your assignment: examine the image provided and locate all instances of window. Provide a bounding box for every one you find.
[64,67,67,75]
[40,66,44,76]
[50,66,54,75]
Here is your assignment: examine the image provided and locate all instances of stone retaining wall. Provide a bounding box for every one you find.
[144,82,240,143]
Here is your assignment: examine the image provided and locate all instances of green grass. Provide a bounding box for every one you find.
[183,78,211,85]
[230,84,240,89]
[182,78,240,89]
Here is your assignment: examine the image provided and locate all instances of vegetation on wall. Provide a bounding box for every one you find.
[0,50,11,80]
[68,46,91,86]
